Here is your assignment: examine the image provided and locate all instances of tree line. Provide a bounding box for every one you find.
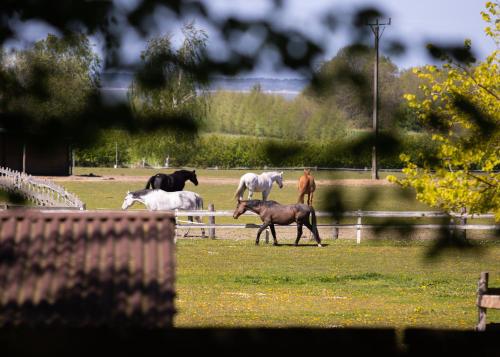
[75,129,435,169]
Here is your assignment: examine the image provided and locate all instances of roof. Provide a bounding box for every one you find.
[0,209,176,328]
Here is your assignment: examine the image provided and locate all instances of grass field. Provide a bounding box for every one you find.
[52,168,500,329]
[175,239,500,329]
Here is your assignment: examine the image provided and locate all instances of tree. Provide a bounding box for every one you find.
[389,2,500,220]
[128,22,208,124]
[304,44,402,129]
[396,67,427,131]
[125,22,209,165]
[1,32,100,127]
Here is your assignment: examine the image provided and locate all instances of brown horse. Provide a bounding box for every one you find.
[233,200,322,247]
[298,168,316,206]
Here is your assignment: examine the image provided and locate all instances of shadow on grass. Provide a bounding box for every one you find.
[275,243,329,248]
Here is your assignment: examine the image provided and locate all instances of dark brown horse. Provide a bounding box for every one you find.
[233,200,322,247]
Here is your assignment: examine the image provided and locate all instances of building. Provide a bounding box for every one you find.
[0,130,72,176]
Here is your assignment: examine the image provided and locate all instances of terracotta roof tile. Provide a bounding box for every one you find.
[0,210,176,328]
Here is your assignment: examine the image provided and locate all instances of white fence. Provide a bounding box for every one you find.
[175,207,499,243]
[0,166,85,209]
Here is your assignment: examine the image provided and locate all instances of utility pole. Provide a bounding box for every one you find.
[367,18,390,180]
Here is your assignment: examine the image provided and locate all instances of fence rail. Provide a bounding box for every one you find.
[176,210,494,219]
[175,207,499,243]
[0,166,85,209]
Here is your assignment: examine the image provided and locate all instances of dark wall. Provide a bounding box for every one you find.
[0,134,23,172]
[25,143,71,176]
[0,133,71,176]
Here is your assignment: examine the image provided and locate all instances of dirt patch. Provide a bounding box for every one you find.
[44,175,393,186]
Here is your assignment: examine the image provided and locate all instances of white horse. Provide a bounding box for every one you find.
[122,189,205,237]
[234,171,284,201]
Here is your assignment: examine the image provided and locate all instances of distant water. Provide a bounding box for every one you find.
[100,72,309,101]
[208,77,308,99]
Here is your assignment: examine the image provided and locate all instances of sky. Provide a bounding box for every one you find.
[199,0,497,76]
[4,0,497,78]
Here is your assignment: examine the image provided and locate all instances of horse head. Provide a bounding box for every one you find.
[189,170,199,186]
[233,199,247,219]
[275,171,283,189]
[121,192,135,210]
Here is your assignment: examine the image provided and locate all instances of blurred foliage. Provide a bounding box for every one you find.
[205,45,429,135]
[305,45,403,129]
[389,2,500,220]
[128,22,208,132]
[0,0,335,146]
[0,0,482,143]
[0,32,101,146]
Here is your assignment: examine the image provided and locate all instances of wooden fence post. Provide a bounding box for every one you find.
[356,210,362,244]
[174,209,179,244]
[208,203,215,239]
[265,228,269,244]
[332,219,339,240]
[460,207,467,241]
[477,271,488,331]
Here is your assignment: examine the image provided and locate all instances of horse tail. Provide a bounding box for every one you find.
[310,206,321,244]
[145,175,155,189]
[234,177,246,200]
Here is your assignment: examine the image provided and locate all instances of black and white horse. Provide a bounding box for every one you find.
[122,189,205,237]
[145,170,198,191]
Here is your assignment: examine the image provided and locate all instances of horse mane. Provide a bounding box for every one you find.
[174,169,194,175]
[130,189,155,198]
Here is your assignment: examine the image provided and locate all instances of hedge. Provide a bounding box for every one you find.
[75,130,436,169]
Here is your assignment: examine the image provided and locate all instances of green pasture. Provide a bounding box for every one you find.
[174,239,500,328]
[61,170,425,212]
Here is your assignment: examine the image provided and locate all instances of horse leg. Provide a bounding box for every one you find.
[309,191,314,206]
[298,192,305,204]
[261,191,271,240]
[294,224,303,246]
[269,224,278,246]
[248,189,254,200]
[195,216,206,238]
[184,216,193,237]
[256,223,270,245]
[304,221,322,247]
